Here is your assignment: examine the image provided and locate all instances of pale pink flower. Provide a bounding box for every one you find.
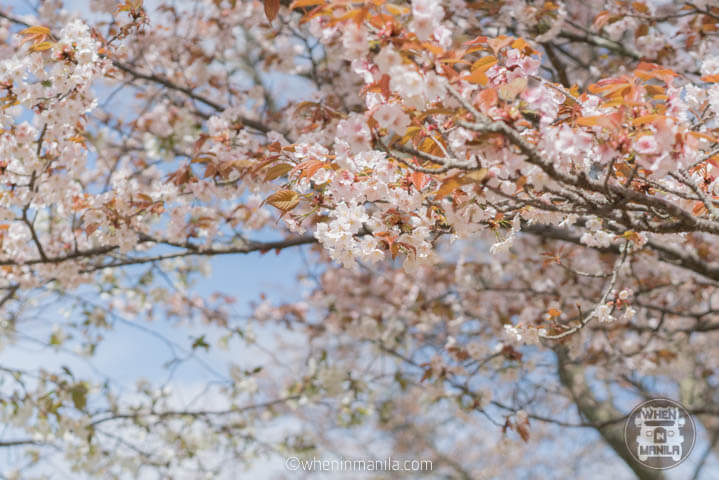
[634,135,658,155]
[336,114,371,152]
[373,103,410,133]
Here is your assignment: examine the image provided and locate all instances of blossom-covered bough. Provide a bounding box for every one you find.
[0,0,719,477]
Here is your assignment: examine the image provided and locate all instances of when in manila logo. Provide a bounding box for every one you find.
[624,398,695,470]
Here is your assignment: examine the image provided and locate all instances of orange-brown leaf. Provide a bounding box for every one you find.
[399,126,422,144]
[576,112,622,129]
[409,171,430,192]
[475,88,498,112]
[266,189,300,212]
[498,77,528,102]
[693,201,707,216]
[290,0,324,8]
[85,223,100,235]
[470,55,497,72]
[487,36,513,54]
[33,40,54,52]
[631,2,649,14]
[464,168,488,183]
[19,25,52,49]
[463,69,489,86]
[385,3,410,15]
[593,10,613,30]
[631,114,666,126]
[264,162,293,181]
[264,0,280,21]
[516,419,530,442]
[434,176,463,198]
[689,131,719,143]
[575,116,602,127]
[294,159,326,180]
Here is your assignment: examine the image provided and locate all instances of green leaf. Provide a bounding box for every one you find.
[191,335,210,351]
[70,383,88,410]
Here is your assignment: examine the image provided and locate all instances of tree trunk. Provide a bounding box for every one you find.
[555,347,665,480]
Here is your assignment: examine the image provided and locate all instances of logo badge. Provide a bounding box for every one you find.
[624,398,695,469]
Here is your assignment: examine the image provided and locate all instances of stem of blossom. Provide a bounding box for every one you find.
[541,241,629,340]
[21,206,47,262]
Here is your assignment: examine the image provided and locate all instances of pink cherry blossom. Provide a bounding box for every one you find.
[634,135,659,155]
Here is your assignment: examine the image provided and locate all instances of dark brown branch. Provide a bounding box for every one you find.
[90,395,300,426]
[558,29,641,61]
[0,439,37,447]
[0,235,315,271]
[541,42,571,88]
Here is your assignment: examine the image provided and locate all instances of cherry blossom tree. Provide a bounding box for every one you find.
[0,0,719,477]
